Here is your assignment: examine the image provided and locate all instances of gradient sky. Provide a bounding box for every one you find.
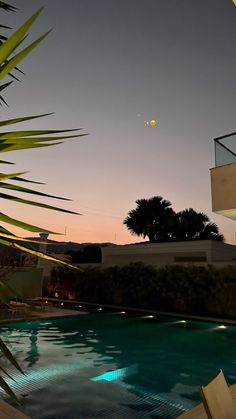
[1,0,236,244]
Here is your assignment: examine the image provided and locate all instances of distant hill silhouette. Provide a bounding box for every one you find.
[23,239,116,254]
[0,240,116,266]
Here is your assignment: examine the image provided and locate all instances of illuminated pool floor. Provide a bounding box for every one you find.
[1,311,236,418]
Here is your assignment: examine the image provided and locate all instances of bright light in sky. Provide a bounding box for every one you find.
[144,119,158,127]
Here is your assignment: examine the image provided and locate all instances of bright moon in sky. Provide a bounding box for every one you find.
[144,119,158,127]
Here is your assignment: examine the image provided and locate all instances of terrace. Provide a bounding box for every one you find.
[210,132,236,220]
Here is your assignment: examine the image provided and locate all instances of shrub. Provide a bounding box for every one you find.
[46,263,236,319]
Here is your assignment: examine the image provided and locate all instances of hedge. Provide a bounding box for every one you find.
[44,263,236,319]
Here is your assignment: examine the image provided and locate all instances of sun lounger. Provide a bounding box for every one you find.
[177,374,236,419]
[9,301,30,317]
[200,370,236,419]
[0,399,30,418]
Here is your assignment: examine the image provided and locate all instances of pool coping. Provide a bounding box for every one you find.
[1,298,236,326]
[42,298,236,325]
[0,307,88,324]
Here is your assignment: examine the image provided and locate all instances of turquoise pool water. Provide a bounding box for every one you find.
[1,310,236,418]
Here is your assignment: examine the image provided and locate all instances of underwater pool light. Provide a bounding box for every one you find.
[120,311,126,314]
[179,320,187,323]
[91,365,138,382]
[97,308,103,311]
[146,315,154,319]
[218,325,226,329]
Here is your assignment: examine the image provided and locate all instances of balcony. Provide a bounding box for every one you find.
[210,132,236,220]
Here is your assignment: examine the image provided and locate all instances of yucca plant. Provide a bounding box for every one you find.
[0,2,86,402]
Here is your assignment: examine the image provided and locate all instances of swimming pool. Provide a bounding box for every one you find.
[1,310,236,419]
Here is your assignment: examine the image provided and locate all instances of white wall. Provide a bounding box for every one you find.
[211,163,236,220]
[102,241,236,267]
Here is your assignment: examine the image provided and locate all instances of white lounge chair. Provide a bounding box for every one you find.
[200,370,236,419]
[0,399,30,418]
[177,371,236,419]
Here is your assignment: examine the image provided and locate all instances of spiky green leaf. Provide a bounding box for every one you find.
[0,171,27,181]
[0,213,60,234]
[0,113,53,127]
[0,375,21,404]
[0,8,42,64]
[0,338,24,375]
[0,182,71,201]
[0,128,82,138]
[0,29,52,80]
[0,365,15,382]
[12,176,44,184]
[0,192,80,214]
[0,237,82,270]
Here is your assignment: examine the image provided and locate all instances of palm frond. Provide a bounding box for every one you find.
[0,113,53,127]
[0,191,80,214]
[0,237,82,270]
[0,213,59,234]
[0,182,72,201]
[0,2,86,404]
[0,2,17,12]
[11,176,44,184]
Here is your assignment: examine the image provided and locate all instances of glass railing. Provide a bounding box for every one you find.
[214,132,236,167]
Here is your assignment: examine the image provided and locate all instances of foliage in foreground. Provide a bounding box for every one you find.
[0,2,84,402]
[47,263,236,319]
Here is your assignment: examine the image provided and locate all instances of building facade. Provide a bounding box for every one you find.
[101,240,236,267]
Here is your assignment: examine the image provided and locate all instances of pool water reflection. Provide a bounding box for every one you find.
[1,312,236,418]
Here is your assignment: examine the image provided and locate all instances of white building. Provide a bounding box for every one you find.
[101,240,236,268]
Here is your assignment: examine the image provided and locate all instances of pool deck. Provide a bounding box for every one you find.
[29,297,236,325]
[0,306,88,323]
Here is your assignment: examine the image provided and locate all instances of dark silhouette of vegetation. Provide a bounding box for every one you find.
[124,196,224,242]
[46,263,236,319]
[67,245,102,263]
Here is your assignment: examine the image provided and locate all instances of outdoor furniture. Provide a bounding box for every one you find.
[27,298,52,312]
[200,370,236,419]
[0,399,30,418]
[8,301,30,317]
[177,374,236,419]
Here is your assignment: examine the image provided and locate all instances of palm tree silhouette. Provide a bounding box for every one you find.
[123,196,174,242]
[124,199,224,243]
[173,208,224,241]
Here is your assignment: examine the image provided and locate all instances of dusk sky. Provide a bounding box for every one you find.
[1,0,236,244]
